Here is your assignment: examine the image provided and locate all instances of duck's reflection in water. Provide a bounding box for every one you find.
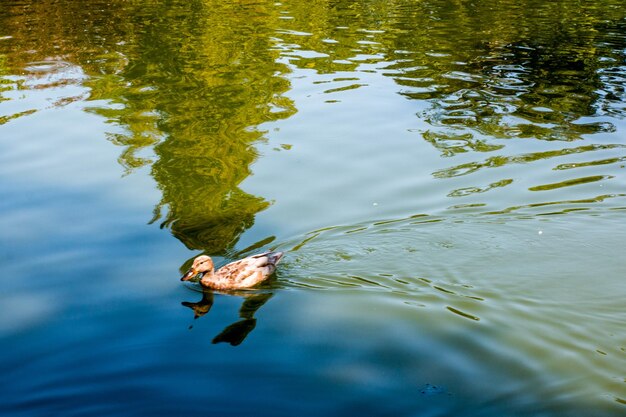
[182,291,273,346]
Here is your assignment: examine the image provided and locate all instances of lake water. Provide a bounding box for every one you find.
[1,0,625,415]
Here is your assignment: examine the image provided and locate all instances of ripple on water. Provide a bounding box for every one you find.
[1,0,625,415]
[0,59,90,124]
[267,208,626,414]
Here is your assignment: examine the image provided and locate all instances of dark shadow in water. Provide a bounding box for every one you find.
[182,290,274,346]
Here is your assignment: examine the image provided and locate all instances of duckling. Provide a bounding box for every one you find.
[181,251,284,290]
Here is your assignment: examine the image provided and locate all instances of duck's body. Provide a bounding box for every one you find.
[181,251,284,290]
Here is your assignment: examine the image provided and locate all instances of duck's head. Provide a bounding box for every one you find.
[181,255,214,281]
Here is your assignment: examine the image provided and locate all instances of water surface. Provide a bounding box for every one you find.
[1,0,625,416]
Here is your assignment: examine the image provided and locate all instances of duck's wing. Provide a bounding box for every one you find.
[215,252,284,289]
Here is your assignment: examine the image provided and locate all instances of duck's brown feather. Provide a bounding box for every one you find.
[200,251,284,290]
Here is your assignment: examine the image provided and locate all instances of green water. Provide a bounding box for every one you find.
[0,0,625,415]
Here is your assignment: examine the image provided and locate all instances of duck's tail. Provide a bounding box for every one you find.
[268,251,284,265]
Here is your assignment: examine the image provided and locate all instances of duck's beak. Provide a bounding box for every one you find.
[181,268,197,281]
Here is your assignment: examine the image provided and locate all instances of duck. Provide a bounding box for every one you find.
[181,251,284,290]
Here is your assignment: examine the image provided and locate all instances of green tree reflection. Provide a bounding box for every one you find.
[2,0,626,246]
[0,0,296,252]
[103,1,296,251]
[274,0,626,147]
